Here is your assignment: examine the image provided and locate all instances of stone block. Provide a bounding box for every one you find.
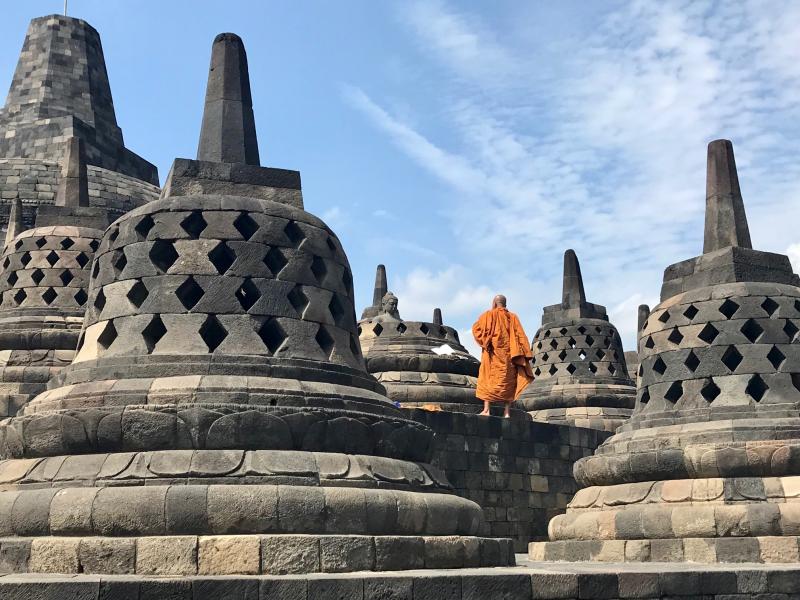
[49,487,99,535]
[649,538,683,562]
[29,537,81,573]
[577,572,618,599]
[617,571,660,598]
[79,537,135,574]
[374,536,424,571]
[320,535,375,572]
[412,576,461,600]
[99,580,140,600]
[363,577,413,600]
[530,573,578,599]
[259,578,308,600]
[462,574,533,600]
[423,536,464,569]
[307,577,364,600]
[261,534,320,574]
[136,535,197,576]
[0,539,29,573]
[139,579,192,600]
[659,571,700,596]
[198,534,260,575]
[194,579,259,599]
[683,537,716,563]
[716,536,760,563]
[759,536,800,562]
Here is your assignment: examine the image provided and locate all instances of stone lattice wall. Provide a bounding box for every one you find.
[0,158,159,231]
[410,410,609,551]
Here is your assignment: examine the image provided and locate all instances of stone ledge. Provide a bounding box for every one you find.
[3,560,800,599]
[530,536,800,564]
[0,534,514,575]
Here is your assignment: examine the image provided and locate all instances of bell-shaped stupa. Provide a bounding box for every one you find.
[0,136,105,416]
[0,15,159,238]
[358,265,480,410]
[531,140,800,563]
[518,250,636,431]
[0,33,511,577]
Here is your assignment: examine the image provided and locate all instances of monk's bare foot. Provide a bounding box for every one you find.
[478,410,490,416]
[503,413,511,419]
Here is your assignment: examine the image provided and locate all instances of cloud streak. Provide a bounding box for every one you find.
[345,0,800,351]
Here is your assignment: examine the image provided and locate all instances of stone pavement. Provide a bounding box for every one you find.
[1,558,800,599]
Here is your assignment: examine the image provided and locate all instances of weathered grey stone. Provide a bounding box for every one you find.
[78,538,135,574]
[518,250,636,432]
[533,139,800,564]
[358,265,479,411]
[135,536,197,576]
[197,535,260,575]
[261,535,320,574]
[0,25,501,580]
[319,535,375,573]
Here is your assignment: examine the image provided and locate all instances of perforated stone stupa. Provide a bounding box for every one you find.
[0,136,104,417]
[359,264,480,410]
[518,250,635,431]
[0,15,159,235]
[531,140,800,564]
[0,33,511,578]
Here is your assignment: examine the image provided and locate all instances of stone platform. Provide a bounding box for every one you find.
[2,559,800,599]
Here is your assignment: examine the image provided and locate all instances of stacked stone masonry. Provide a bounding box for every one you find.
[358,266,480,410]
[0,30,514,581]
[3,563,800,599]
[0,16,158,183]
[0,159,159,234]
[412,410,609,552]
[530,140,800,566]
[519,250,636,432]
[0,226,102,416]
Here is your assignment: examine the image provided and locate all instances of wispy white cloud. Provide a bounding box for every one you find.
[346,0,800,351]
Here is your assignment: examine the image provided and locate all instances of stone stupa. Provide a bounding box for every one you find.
[0,15,159,235]
[518,250,636,431]
[358,264,480,411]
[0,136,105,417]
[531,139,800,563]
[0,32,511,578]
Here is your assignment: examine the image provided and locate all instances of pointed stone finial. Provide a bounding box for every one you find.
[637,304,650,335]
[372,264,388,308]
[55,137,89,208]
[5,198,22,247]
[197,33,260,166]
[562,249,586,308]
[433,308,443,325]
[703,139,752,253]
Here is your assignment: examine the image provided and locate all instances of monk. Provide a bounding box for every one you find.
[472,295,533,418]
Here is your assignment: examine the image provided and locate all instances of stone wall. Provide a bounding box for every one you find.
[410,409,610,552]
[0,158,159,230]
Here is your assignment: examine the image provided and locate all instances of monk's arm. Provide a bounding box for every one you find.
[472,312,492,350]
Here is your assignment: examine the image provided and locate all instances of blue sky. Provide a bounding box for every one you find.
[2,1,799,356]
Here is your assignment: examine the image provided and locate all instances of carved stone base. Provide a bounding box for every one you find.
[530,535,800,563]
[0,533,514,575]
[528,406,632,432]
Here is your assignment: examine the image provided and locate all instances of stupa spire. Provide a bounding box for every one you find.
[197,33,260,165]
[4,198,22,247]
[372,264,388,307]
[433,308,443,325]
[637,304,650,336]
[54,136,89,208]
[562,249,586,308]
[703,139,752,253]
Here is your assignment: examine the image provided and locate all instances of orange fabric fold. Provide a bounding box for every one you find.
[472,307,533,403]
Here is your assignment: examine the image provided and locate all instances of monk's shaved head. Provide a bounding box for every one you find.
[493,294,507,308]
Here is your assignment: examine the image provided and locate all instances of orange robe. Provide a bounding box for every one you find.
[472,307,533,402]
